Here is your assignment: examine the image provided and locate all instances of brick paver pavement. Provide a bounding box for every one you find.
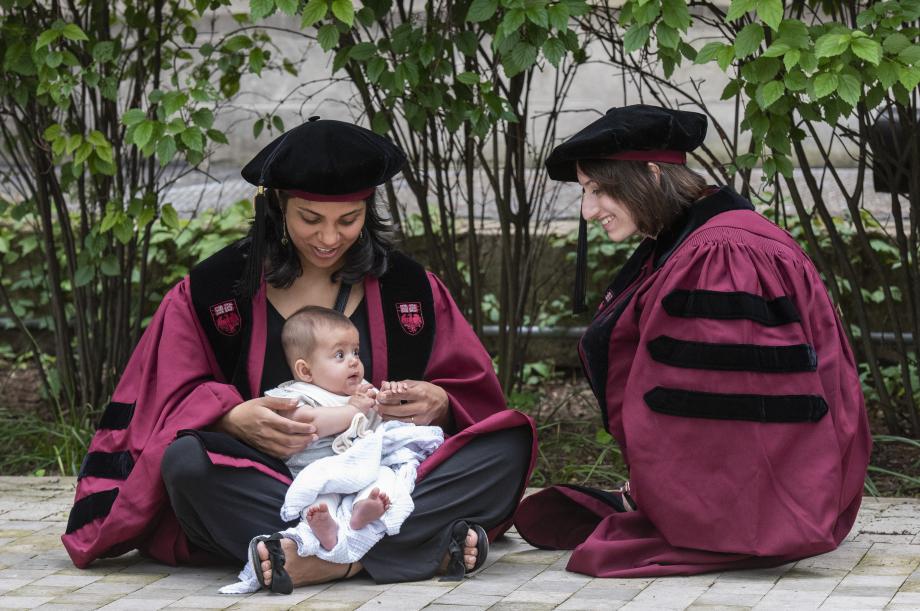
[3,476,919,610]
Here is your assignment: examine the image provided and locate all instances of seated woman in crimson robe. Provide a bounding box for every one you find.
[62,118,536,590]
[515,105,871,577]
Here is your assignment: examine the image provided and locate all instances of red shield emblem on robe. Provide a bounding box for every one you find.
[396,302,424,335]
[210,299,241,336]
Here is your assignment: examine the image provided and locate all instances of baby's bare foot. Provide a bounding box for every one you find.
[307,503,339,550]
[350,488,390,530]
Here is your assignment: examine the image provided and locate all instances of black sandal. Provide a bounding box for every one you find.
[249,533,294,594]
[439,521,489,581]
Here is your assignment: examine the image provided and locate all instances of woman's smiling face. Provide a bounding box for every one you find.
[284,198,367,270]
[576,167,640,243]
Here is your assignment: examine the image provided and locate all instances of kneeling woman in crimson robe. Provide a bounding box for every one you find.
[514,105,870,577]
[62,118,536,588]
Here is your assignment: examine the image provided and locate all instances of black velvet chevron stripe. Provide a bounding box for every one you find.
[645,387,828,422]
[647,336,818,373]
[65,488,119,534]
[662,290,801,326]
[78,451,134,481]
[97,401,135,430]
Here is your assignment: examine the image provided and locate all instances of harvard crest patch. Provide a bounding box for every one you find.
[210,299,241,336]
[396,302,424,335]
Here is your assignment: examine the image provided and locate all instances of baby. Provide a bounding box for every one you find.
[221,306,443,594]
[268,305,389,550]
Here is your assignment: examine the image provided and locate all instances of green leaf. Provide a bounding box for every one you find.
[467,0,498,22]
[883,33,911,55]
[457,71,479,85]
[695,41,726,64]
[349,42,377,61]
[755,0,783,30]
[100,255,120,276]
[716,45,735,70]
[366,57,387,82]
[837,73,861,106]
[192,108,215,129]
[814,32,850,58]
[371,112,390,135]
[851,37,882,65]
[272,115,285,132]
[86,130,107,147]
[160,203,180,230]
[813,72,838,98]
[763,41,791,57]
[250,0,275,21]
[43,124,62,141]
[92,41,115,62]
[623,24,650,53]
[253,118,265,139]
[784,69,807,90]
[509,41,537,72]
[162,92,189,116]
[720,80,742,100]
[899,45,920,65]
[224,35,253,52]
[661,0,691,29]
[207,129,229,145]
[777,20,810,49]
[656,23,680,49]
[546,4,570,30]
[45,51,63,67]
[121,108,147,127]
[180,127,204,152]
[783,48,801,71]
[302,0,328,27]
[331,0,355,26]
[898,64,920,90]
[525,4,549,28]
[61,23,89,41]
[133,121,154,149]
[757,80,785,108]
[876,59,899,88]
[542,37,566,65]
[157,135,177,166]
[317,24,339,51]
[74,266,94,287]
[726,0,755,21]
[276,0,298,14]
[35,30,60,50]
[734,22,764,59]
[457,31,479,56]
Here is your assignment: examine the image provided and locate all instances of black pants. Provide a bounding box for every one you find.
[160,425,532,583]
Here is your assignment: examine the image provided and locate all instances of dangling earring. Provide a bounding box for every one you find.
[279,202,289,246]
[359,228,367,243]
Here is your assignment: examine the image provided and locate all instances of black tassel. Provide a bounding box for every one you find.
[246,186,268,301]
[573,216,588,314]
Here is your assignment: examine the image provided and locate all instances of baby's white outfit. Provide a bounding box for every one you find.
[220,381,444,594]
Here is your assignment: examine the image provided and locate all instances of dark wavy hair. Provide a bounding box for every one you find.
[251,188,398,288]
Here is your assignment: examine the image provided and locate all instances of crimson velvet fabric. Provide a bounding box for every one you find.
[514,187,870,577]
[63,262,535,568]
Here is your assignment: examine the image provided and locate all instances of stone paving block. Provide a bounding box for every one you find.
[578,577,654,590]
[98,599,175,610]
[625,583,710,609]
[430,591,504,606]
[30,573,103,588]
[441,577,525,597]
[851,544,920,576]
[0,597,55,609]
[4,586,78,598]
[356,591,444,610]
[714,564,794,582]
[794,542,871,573]
[489,603,558,611]
[835,573,906,589]
[501,588,576,605]
[73,579,146,595]
[556,599,627,610]
[290,601,361,610]
[528,569,593,586]
[556,587,642,602]
[498,549,567,565]
[753,589,829,608]
[165,594,242,608]
[819,594,892,609]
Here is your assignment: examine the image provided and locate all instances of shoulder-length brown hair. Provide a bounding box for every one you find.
[577,159,708,237]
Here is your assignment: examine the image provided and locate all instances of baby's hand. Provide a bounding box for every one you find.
[349,385,378,414]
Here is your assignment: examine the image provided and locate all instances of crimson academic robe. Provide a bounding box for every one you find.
[514,187,870,577]
[63,247,536,568]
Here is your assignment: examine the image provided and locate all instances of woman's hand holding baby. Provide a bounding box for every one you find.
[376,380,449,427]
[215,396,318,459]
